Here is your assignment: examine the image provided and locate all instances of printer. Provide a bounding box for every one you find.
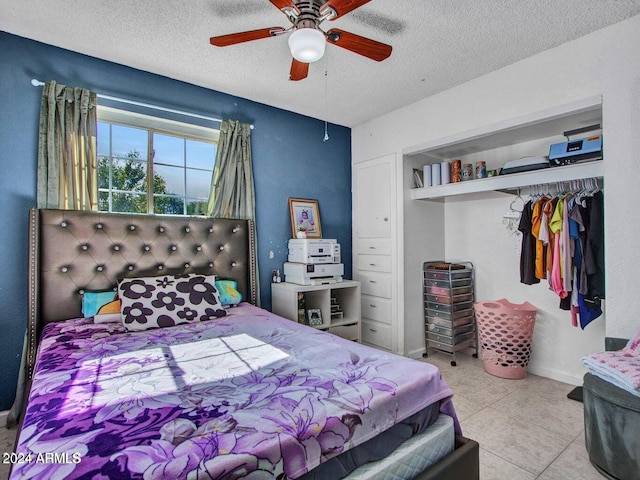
[288,238,341,264]
[284,238,343,285]
[548,134,603,166]
[548,123,603,167]
[283,262,344,285]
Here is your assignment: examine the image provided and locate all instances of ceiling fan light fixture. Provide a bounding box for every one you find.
[288,27,326,63]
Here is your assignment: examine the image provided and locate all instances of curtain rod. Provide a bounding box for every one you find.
[31,79,254,129]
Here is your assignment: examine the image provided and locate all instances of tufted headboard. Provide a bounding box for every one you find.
[26,208,257,378]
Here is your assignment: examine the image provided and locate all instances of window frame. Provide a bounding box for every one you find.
[97,106,220,216]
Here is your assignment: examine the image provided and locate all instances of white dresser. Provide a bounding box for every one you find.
[353,154,398,352]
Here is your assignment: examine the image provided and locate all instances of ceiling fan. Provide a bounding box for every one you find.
[210,0,392,81]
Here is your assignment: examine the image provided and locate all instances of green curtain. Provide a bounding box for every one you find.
[207,120,256,219]
[206,120,260,304]
[37,80,98,210]
[10,81,97,426]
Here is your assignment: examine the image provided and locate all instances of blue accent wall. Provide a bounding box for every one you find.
[0,31,352,410]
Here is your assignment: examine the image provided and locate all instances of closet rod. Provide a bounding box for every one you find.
[30,79,254,129]
[527,177,602,194]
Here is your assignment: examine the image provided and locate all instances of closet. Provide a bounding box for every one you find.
[401,96,605,377]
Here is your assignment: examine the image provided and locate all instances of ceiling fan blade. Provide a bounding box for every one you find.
[210,27,286,47]
[269,0,298,12]
[289,59,309,81]
[321,0,372,19]
[326,29,392,61]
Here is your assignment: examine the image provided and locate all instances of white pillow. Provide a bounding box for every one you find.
[118,274,226,331]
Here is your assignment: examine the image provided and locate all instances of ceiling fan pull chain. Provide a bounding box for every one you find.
[323,60,330,142]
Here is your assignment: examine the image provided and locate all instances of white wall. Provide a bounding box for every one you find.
[352,15,640,385]
[402,156,445,359]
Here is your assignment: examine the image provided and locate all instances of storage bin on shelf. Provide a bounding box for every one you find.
[474,299,537,379]
[423,261,478,366]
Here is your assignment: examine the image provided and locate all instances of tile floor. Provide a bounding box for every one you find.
[0,424,16,480]
[422,350,604,480]
[0,353,603,480]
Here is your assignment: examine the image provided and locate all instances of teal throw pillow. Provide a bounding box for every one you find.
[82,290,118,317]
[215,280,243,306]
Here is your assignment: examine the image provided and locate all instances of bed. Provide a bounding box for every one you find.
[11,208,479,479]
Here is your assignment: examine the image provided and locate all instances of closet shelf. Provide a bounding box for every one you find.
[403,95,602,159]
[406,95,603,201]
[411,161,603,200]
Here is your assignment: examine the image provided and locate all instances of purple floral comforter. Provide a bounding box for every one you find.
[12,304,458,479]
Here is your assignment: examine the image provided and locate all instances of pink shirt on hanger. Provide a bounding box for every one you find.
[549,199,567,298]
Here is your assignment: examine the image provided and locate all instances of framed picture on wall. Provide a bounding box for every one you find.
[289,198,322,238]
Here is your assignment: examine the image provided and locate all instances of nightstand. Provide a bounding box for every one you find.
[271,280,361,342]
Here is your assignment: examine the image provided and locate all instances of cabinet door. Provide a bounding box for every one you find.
[355,158,392,238]
[357,254,392,273]
[359,272,391,298]
[361,320,392,350]
[357,238,391,255]
[361,295,392,324]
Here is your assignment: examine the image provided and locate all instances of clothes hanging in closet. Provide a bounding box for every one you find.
[518,183,604,328]
[539,197,558,282]
[531,195,549,280]
[518,200,539,285]
[585,191,605,301]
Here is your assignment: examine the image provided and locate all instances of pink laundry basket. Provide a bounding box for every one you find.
[474,299,537,379]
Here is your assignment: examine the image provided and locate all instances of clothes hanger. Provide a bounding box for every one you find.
[503,187,524,236]
[555,182,562,198]
[579,178,591,198]
[510,187,525,212]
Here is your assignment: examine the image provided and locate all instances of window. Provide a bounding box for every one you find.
[97,107,219,216]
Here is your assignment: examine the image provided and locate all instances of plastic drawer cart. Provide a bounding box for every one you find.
[423,261,478,366]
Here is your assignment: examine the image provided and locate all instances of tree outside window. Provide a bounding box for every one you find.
[97,117,216,216]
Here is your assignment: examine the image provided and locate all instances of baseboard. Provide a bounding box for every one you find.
[0,410,8,428]
[416,348,585,386]
[527,365,583,386]
[408,347,427,359]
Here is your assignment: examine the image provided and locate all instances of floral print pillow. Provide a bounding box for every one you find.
[118,274,226,331]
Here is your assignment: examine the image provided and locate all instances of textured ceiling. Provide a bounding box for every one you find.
[2,0,640,127]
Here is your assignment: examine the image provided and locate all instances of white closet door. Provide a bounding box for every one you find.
[355,159,391,238]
